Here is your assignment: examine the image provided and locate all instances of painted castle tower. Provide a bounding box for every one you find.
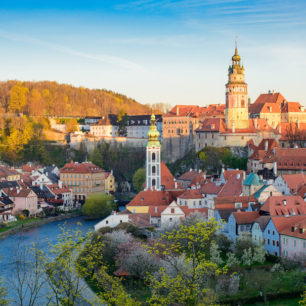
[225,43,249,130]
[146,114,161,190]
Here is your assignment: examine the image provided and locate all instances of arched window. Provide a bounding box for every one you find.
[152,166,156,174]
[152,152,156,161]
[152,179,156,186]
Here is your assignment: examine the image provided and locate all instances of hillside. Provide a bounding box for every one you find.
[0,80,151,117]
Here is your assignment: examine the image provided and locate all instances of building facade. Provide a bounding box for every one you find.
[59,161,105,202]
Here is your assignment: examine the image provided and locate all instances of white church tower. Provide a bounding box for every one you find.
[146,114,161,190]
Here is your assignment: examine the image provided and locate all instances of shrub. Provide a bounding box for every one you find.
[22,209,30,217]
[82,193,115,219]
[19,214,26,221]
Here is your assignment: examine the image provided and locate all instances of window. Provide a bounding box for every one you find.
[294,240,296,247]
[171,208,175,213]
[152,153,156,161]
[268,230,270,234]
[272,240,275,246]
[152,166,156,174]
[272,230,275,235]
[152,179,156,186]
[106,220,108,224]
[267,239,270,245]
[169,218,173,222]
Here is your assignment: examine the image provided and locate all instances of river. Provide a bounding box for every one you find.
[0,216,98,303]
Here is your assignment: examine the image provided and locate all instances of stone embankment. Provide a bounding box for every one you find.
[0,212,82,240]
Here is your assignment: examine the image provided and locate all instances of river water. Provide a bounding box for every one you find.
[0,217,98,303]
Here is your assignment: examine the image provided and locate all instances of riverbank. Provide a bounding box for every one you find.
[0,211,82,240]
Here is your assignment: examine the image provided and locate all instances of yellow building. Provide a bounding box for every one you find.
[0,166,20,181]
[225,43,249,130]
[105,170,116,193]
[60,161,105,202]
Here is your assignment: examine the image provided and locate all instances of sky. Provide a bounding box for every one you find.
[0,0,305,107]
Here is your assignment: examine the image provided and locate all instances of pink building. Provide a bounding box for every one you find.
[4,187,38,216]
[280,218,306,264]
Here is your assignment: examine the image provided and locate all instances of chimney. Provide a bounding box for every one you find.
[273,161,277,176]
[190,168,192,172]
[232,122,235,133]
[59,180,63,188]
[155,206,157,213]
[278,125,281,134]
[236,173,240,180]
[242,171,246,180]
[174,182,178,189]
[283,199,287,206]
[40,183,43,190]
[265,140,268,151]
[203,173,206,180]
[176,106,179,116]
[17,188,20,194]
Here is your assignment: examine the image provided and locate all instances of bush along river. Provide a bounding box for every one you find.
[0,216,97,304]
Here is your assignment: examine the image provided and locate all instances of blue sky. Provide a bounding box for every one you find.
[0,0,305,106]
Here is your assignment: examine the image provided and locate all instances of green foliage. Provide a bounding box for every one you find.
[82,193,115,219]
[89,142,145,191]
[300,289,306,305]
[210,243,223,265]
[117,110,128,136]
[148,219,226,305]
[241,248,253,266]
[132,168,146,192]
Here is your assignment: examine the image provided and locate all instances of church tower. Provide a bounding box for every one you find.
[225,42,249,130]
[146,114,161,190]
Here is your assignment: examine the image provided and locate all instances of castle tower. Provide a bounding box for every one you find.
[225,42,249,130]
[146,114,161,190]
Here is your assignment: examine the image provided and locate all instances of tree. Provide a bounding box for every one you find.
[210,242,223,265]
[65,118,78,133]
[226,252,240,268]
[300,288,306,306]
[8,83,29,113]
[235,233,255,258]
[89,147,104,169]
[117,110,128,137]
[253,244,266,264]
[241,248,253,266]
[132,168,146,192]
[0,278,8,306]
[148,219,226,305]
[82,193,115,219]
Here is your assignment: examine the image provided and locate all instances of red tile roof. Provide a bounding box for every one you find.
[218,175,243,197]
[260,196,306,216]
[279,217,306,239]
[177,188,203,199]
[148,205,168,217]
[281,102,304,113]
[177,169,203,181]
[249,92,287,114]
[3,187,34,198]
[127,190,175,207]
[201,181,223,195]
[275,148,306,170]
[60,161,104,174]
[47,183,71,195]
[161,162,183,190]
[180,207,208,217]
[223,170,243,180]
[281,174,306,194]
[233,211,260,224]
[0,166,20,179]
[271,215,306,233]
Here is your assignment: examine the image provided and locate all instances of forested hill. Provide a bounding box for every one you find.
[0,80,151,117]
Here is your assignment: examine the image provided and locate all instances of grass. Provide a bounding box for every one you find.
[0,218,41,233]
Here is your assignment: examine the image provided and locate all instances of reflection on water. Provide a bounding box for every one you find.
[0,217,97,301]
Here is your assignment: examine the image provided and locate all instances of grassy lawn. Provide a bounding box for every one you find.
[0,218,42,233]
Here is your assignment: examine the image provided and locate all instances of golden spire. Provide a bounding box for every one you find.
[147,113,160,147]
[232,40,241,62]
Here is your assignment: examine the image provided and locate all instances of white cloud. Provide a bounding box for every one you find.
[0,30,144,71]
